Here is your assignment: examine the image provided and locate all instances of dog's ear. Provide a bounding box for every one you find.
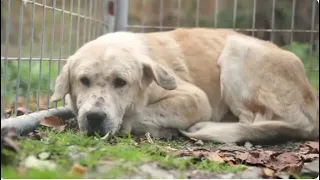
[50,59,71,102]
[140,58,177,90]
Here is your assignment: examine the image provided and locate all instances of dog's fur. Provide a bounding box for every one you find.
[51,28,319,144]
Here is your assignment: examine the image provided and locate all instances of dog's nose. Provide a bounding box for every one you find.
[86,110,107,126]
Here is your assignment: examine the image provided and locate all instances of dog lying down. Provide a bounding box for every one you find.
[50,28,319,144]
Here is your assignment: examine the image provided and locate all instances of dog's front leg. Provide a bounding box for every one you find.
[123,84,213,139]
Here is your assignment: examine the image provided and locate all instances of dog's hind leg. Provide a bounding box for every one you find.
[180,35,319,144]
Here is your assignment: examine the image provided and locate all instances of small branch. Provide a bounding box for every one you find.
[1,107,75,136]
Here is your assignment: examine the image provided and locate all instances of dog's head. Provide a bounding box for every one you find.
[50,32,177,136]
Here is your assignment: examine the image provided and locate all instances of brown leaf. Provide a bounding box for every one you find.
[40,116,66,132]
[207,152,225,164]
[299,146,311,155]
[305,141,319,153]
[52,125,67,133]
[299,141,319,155]
[274,172,290,179]
[281,162,304,174]
[261,168,275,178]
[5,107,30,117]
[301,153,319,162]
[69,163,87,176]
[264,152,302,172]
[179,148,212,158]
[223,156,236,165]
[234,150,303,172]
[218,145,247,152]
[235,151,249,162]
[16,107,30,116]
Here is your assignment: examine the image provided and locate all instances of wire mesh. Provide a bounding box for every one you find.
[1,0,319,119]
[1,0,107,118]
[126,0,319,89]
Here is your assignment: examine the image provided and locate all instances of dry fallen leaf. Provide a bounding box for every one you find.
[274,172,290,179]
[207,152,225,164]
[223,156,237,165]
[52,124,67,133]
[170,140,319,176]
[178,147,213,158]
[40,116,64,127]
[235,151,249,162]
[4,107,29,117]
[300,141,319,154]
[282,162,304,175]
[261,168,275,178]
[40,116,66,132]
[232,149,305,173]
[271,152,302,170]
[301,153,319,162]
[16,107,30,116]
[69,163,87,176]
[305,141,319,153]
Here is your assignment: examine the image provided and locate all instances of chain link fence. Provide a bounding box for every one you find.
[1,0,319,119]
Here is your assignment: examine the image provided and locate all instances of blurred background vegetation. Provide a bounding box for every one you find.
[1,0,319,113]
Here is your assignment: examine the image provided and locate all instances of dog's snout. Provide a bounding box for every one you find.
[86,110,107,124]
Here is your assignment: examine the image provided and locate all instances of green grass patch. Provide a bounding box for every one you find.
[1,130,244,179]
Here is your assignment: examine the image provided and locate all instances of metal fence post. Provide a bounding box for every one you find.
[104,0,128,33]
[115,0,128,31]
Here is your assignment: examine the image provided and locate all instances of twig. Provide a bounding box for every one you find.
[145,132,154,144]
[1,107,75,136]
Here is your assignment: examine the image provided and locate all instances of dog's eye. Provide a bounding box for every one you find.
[113,78,126,88]
[80,77,90,86]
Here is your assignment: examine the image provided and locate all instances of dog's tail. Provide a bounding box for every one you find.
[179,121,316,144]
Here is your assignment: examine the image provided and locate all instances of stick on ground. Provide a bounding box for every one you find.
[1,107,75,136]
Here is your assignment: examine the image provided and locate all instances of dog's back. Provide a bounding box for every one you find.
[140,28,318,143]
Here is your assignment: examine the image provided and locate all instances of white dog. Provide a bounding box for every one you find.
[51,28,319,144]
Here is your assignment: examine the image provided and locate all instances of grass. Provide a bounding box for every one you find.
[1,129,245,179]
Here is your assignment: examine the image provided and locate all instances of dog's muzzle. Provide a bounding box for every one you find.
[85,108,108,136]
